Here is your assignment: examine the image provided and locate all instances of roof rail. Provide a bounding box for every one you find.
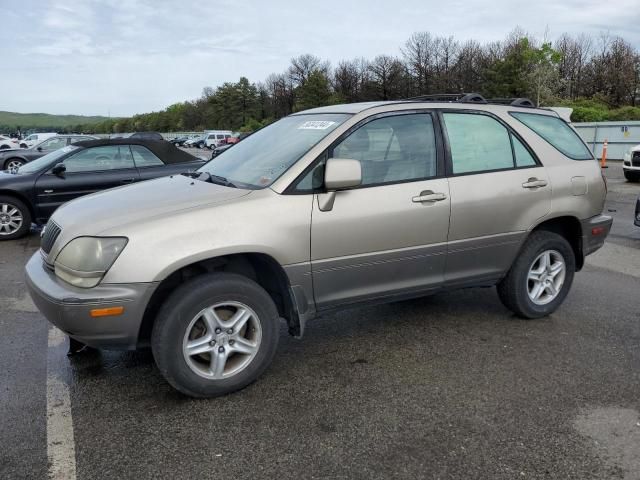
[486,97,535,108]
[405,93,488,104]
[404,93,536,108]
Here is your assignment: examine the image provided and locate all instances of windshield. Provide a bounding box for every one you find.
[17,145,79,174]
[198,114,350,188]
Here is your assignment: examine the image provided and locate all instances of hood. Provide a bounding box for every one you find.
[52,174,252,235]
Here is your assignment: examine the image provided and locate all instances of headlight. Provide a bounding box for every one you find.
[54,237,128,288]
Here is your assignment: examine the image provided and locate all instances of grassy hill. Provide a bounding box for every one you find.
[0,111,112,132]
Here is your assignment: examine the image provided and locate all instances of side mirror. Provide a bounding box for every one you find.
[37,146,43,152]
[51,163,66,177]
[324,158,362,191]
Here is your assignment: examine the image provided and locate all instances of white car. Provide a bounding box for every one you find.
[20,132,58,148]
[0,135,21,150]
[623,145,640,182]
[204,131,232,149]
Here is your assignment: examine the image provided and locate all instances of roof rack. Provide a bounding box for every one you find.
[406,93,487,104]
[486,97,535,108]
[404,93,536,108]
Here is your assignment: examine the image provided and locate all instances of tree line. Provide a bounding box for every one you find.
[71,29,640,133]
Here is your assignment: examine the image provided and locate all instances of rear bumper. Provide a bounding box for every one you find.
[581,214,613,257]
[25,252,157,350]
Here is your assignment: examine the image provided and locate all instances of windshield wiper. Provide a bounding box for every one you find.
[181,171,236,188]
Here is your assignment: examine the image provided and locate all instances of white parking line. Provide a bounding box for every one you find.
[47,327,77,480]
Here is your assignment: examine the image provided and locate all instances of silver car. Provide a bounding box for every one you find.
[26,96,612,398]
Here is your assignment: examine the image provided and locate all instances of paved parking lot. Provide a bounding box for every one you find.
[1,165,639,480]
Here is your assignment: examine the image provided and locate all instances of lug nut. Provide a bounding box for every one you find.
[209,340,216,346]
[229,340,235,345]
[227,328,233,334]
[218,346,225,353]
[215,327,222,334]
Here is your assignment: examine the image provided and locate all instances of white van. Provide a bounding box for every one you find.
[21,132,57,148]
[204,130,232,149]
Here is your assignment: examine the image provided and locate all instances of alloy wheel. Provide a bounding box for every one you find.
[527,249,566,306]
[0,203,23,236]
[182,301,262,380]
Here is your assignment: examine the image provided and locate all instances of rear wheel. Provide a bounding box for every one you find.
[4,158,25,170]
[0,195,32,240]
[152,272,280,398]
[624,171,639,182]
[497,231,575,319]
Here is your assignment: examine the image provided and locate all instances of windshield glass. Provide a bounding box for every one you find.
[17,145,79,174]
[198,113,350,188]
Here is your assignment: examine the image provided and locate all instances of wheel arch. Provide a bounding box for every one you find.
[137,252,300,347]
[530,215,584,270]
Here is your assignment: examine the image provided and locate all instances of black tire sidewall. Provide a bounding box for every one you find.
[0,195,32,240]
[152,273,280,398]
[511,232,576,318]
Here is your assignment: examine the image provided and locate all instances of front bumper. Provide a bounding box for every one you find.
[581,214,613,257]
[25,252,157,350]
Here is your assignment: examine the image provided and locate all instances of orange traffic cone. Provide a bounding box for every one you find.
[600,139,608,169]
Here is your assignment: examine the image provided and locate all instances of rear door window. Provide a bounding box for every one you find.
[510,112,593,160]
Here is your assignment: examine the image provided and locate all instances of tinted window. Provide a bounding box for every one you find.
[131,145,164,167]
[17,146,79,174]
[331,113,437,186]
[510,112,593,160]
[513,136,537,167]
[443,113,513,174]
[62,145,135,173]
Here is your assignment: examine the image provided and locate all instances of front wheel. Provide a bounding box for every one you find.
[0,195,32,240]
[497,231,575,319]
[151,272,280,398]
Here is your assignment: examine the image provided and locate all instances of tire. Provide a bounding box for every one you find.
[151,272,280,398]
[0,195,32,240]
[624,171,639,182]
[497,231,575,319]
[4,158,25,170]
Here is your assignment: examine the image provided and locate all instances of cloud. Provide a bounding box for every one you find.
[0,0,638,116]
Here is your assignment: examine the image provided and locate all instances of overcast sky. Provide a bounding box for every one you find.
[1,0,639,117]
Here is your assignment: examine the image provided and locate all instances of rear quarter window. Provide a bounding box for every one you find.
[510,112,593,160]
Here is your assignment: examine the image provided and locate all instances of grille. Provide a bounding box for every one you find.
[41,221,62,254]
[632,151,640,167]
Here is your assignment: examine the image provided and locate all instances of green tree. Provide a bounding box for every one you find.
[295,70,331,111]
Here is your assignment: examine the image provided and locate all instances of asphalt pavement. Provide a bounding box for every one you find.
[1,164,639,480]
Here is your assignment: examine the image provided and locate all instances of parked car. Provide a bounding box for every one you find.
[25,95,611,398]
[623,144,640,182]
[635,194,640,227]
[130,132,164,141]
[226,132,252,145]
[170,136,189,146]
[20,132,58,149]
[210,143,233,159]
[0,135,97,171]
[204,131,233,149]
[0,135,21,150]
[183,136,204,148]
[0,138,204,240]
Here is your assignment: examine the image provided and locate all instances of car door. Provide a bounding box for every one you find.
[307,111,450,310]
[440,111,552,285]
[34,144,140,219]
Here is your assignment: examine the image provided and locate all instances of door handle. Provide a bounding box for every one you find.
[412,190,447,203]
[120,178,135,184]
[522,178,548,189]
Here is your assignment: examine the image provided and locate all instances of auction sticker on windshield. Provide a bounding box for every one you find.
[298,121,336,130]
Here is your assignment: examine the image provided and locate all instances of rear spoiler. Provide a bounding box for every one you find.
[547,107,573,123]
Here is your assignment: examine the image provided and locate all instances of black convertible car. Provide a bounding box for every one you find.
[0,138,205,240]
